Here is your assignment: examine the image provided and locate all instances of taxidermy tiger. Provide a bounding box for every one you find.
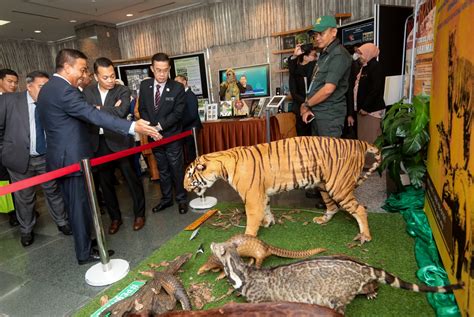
[183,136,381,243]
[210,241,463,315]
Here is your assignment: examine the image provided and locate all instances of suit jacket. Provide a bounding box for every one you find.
[182,88,202,131]
[37,75,132,173]
[138,78,185,138]
[0,94,10,179]
[0,92,39,174]
[83,84,134,153]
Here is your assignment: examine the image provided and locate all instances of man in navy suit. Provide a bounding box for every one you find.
[138,53,188,214]
[174,75,202,165]
[37,49,159,265]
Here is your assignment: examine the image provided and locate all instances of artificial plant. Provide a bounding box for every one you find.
[374,95,430,190]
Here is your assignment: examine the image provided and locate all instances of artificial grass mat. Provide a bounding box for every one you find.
[76,203,434,317]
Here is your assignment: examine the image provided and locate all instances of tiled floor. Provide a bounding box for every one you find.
[0,171,387,316]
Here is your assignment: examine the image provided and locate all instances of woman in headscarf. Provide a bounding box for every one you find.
[350,43,385,145]
[219,68,244,101]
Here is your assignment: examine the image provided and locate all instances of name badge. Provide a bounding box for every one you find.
[165,97,174,101]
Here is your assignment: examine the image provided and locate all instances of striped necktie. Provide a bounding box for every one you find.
[154,84,161,112]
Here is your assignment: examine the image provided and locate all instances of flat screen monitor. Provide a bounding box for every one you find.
[338,18,374,54]
[219,64,270,99]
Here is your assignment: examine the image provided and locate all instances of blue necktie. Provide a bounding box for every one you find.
[34,104,46,155]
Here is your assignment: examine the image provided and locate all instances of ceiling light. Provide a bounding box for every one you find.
[126,13,134,17]
[34,30,42,33]
[69,19,77,23]
[0,20,11,26]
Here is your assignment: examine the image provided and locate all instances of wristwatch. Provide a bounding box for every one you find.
[303,101,311,109]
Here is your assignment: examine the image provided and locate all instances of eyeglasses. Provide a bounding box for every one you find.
[153,67,170,74]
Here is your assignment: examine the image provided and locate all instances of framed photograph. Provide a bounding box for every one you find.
[233,99,250,117]
[282,35,296,49]
[198,98,208,122]
[295,33,309,45]
[206,103,218,121]
[218,101,233,118]
[252,97,271,117]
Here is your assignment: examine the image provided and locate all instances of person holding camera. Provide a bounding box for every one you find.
[288,43,317,136]
[299,15,352,138]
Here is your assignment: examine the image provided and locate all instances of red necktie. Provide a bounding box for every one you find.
[154,84,161,112]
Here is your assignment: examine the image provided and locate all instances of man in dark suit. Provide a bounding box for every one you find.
[139,53,188,214]
[84,57,146,234]
[37,49,159,265]
[0,71,72,247]
[174,75,202,165]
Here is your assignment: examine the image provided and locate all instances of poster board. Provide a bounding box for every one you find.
[424,1,474,315]
[170,53,209,99]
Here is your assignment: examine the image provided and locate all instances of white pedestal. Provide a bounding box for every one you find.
[189,196,218,212]
[85,259,130,287]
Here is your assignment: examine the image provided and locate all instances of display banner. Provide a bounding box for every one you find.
[173,56,203,95]
[414,0,436,95]
[424,1,474,315]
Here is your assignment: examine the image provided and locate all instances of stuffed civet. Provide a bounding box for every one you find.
[184,136,381,243]
[211,242,463,315]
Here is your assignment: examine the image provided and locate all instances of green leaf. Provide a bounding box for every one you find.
[405,163,426,188]
[411,95,430,134]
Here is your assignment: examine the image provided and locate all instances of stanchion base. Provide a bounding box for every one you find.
[189,196,218,212]
[85,259,130,287]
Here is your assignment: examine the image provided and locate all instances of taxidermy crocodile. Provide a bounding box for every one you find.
[211,242,463,314]
[198,234,326,277]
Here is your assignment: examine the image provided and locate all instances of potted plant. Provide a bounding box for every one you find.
[374,95,430,191]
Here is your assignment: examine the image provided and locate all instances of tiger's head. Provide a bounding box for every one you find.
[183,156,225,196]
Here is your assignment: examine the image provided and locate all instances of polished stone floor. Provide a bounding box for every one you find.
[0,171,387,316]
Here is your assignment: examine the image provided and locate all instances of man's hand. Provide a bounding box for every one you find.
[359,109,368,116]
[347,115,355,126]
[134,119,160,139]
[300,103,310,116]
[114,99,122,108]
[302,111,315,124]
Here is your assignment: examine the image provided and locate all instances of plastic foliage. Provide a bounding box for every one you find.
[374,95,430,190]
[382,186,461,317]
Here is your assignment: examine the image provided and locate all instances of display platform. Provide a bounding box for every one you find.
[77,203,436,317]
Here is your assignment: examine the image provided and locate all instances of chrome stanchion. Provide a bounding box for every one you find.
[188,127,217,212]
[81,158,129,286]
[265,108,271,143]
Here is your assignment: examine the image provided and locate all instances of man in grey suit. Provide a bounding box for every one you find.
[0,71,71,247]
[83,58,146,234]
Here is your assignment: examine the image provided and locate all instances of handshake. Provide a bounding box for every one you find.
[133,119,163,141]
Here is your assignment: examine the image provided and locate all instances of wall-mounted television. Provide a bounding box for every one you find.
[218,64,270,99]
[338,18,374,54]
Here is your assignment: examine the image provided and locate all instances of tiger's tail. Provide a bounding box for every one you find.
[356,143,381,186]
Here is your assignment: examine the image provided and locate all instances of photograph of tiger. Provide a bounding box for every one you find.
[183,136,381,243]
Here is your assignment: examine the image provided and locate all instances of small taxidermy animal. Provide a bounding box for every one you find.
[210,242,463,315]
[197,234,326,277]
[184,136,381,243]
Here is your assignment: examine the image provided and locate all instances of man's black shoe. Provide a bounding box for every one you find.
[178,203,188,214]
[58,224,73,235]
[152,201,173,213]
[9,212,19,227]
[21,233,34,247]
[78,249,115,265]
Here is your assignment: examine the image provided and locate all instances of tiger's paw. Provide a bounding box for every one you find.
[353,233,372,244]
[262,213,275,228]
[313,215,330,225]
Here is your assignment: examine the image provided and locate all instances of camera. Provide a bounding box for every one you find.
[301,43,314,55]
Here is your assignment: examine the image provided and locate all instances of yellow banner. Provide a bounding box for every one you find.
[425,1,474,316]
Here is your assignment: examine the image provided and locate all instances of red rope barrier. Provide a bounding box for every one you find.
[0,130,192,197]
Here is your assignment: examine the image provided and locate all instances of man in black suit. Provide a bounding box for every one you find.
[0,71,72,247]
[174,75,202,165]
[139,53,188,214]
[37,49,159,265]
[84,57,146,234]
